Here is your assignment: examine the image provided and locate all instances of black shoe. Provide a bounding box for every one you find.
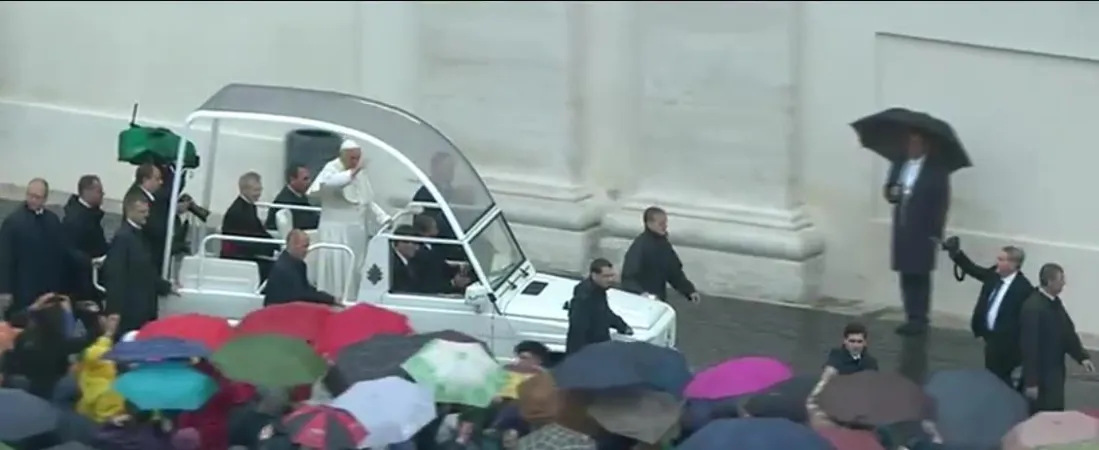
[894,322,928,336]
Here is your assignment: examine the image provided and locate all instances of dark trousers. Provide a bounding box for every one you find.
[983,340,1020,387]
[899,272,932,324]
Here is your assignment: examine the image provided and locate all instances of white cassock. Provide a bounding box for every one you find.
[306,145,390,300]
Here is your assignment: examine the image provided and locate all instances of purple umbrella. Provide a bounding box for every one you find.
[685,356,793,400]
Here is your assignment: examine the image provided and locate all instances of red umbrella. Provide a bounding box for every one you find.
[313,303,413,357]
[137,314,234,350]
[282,404,366,449]
[814,425,884,450]
[235,302,334,342]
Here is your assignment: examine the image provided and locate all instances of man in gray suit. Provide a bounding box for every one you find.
[884,131,951,336]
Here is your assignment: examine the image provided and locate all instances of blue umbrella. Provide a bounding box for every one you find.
[924,369,1027,449]
[113,362,217,411]
[551,341,691,396]
[103,337,210,362]
[0,388,59,440]
[677,418,833,450]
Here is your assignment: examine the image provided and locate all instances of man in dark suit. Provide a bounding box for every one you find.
[264,164,320,234]
[410,214,471,294]
[62,175,109,304]
[565,258,632,354]
[940,236,1032,386]
[263,230,336,307]
[0,178,71,318]
[620,206,700,303]
[1020,263,1094,412]
[221,172,278,282]
[390,225,423,294]
[126,163,170,274]
[884,131,951,335]
[104,193,175,336]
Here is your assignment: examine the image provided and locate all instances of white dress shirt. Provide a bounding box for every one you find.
[900,156,925,196]
[986,271,1017,330]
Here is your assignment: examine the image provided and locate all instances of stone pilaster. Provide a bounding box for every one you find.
[358,1,421,111]
[600,2,824,303]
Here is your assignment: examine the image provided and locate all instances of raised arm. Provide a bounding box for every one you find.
[947,248,996,283]
[307,166,355,196]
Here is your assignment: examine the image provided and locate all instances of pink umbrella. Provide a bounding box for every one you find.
[685,356,793,399]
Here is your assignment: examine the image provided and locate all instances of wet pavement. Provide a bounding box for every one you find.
[6,197,1099,408]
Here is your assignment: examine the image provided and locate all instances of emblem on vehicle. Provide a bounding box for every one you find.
[366,264,383,285]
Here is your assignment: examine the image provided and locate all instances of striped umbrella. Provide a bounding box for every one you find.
[281,404,366,449]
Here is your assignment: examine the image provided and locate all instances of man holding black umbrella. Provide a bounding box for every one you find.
[853,108,969,336]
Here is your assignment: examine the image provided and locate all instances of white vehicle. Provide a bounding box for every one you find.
[134,84,675,357]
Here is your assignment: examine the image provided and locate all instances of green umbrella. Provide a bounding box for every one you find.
[211,334,328,389]
[401,339,507,407]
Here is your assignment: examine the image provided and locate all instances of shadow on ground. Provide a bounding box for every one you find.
[8,198,1099,407]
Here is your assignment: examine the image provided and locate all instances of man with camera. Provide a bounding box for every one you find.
[939,236,1032,386]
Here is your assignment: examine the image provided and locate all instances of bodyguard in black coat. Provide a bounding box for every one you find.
[62,176,109,303]
[263,230,335,307]
[0,179,71,318]
[941,236,1032,386]
[264,164,320,232]
[104,194,173,336]
[620,207,700,303]
[884,132,951,335]
[126,163,171,274]
[565,258,632,354]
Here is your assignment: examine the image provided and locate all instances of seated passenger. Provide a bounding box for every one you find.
[390,225,423,294]
[410,214,472,294]
[263,230,336,307]
[221,172,278,282]
[265,164,320,236]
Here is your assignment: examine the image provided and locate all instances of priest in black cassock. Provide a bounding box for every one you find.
[222,172,279,282]
[125,163,170,274]
[0,178,71,318]
[104,193,174,336]
[62,175,109,304]
[1020,263,1094,412]
[265,164,320,236]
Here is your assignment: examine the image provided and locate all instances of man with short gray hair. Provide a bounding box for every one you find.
[1019,263,1093,412]
[221,171,277,281]
[941,236,1033,386]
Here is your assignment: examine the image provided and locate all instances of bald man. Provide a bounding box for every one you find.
[263,230,336,307]
[0,178,72,317]
[305,139,389,299]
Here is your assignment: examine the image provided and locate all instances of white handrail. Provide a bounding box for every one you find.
[305,243,358,303]
[92,266,105,293]
[254,201,323,213]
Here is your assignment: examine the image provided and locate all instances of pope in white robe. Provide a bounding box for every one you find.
[305,139,390,300]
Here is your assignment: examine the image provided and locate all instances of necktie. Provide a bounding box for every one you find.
[987,282,1003,330]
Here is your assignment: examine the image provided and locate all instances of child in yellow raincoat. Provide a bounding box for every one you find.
[76,314,125,422]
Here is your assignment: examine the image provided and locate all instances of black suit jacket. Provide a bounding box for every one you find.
[1020,290,1089,410]
[221,197,277,260]
[410,245,460,294]
[263,252,335,306]
[104,221,172,334]
[949,249,1032,347]
[565,278,628,354]
[885,161,950,274]
[126,184,171,272]
[390,249,420,294]
[61,195,108,301]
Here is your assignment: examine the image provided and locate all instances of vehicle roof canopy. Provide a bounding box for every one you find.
[186,83,495,234]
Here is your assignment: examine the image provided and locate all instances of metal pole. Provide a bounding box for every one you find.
[161,124,193,278]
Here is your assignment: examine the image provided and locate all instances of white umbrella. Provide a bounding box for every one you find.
[401,338,507,407]
[331,376,436,448]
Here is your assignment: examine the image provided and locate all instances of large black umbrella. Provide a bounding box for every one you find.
[852,107,972,172]
[323,330,488,395]
[0,388,59,441]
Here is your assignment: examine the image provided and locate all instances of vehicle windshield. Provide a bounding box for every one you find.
[467,212,527,292]
[191,84,495,233]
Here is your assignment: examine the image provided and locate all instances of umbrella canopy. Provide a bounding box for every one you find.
[43,443,97,450]
[1002,411,1099,450]
[103,337,210,363]
[552,341,691,397]
[313,304,413,357]
[686,356,793,400]
[401,338,507,407]
[211,334,328,389]
[818,371,929,427]
[814,425,884,450]
[925,369,1028,449]
[498,363,541,399]
[281,404,366,450]
[330,376,436,447]
[324,330,488,395]
[851,107,971,172]
[113,362,217,411]
[743,374,818,423]
[137,313,234,350]
[234,302,333,342]
[678,418,834,450]
[0,388,59,440]
[588,389,683,444]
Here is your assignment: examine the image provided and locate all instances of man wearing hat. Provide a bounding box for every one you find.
[306,138,390,300]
